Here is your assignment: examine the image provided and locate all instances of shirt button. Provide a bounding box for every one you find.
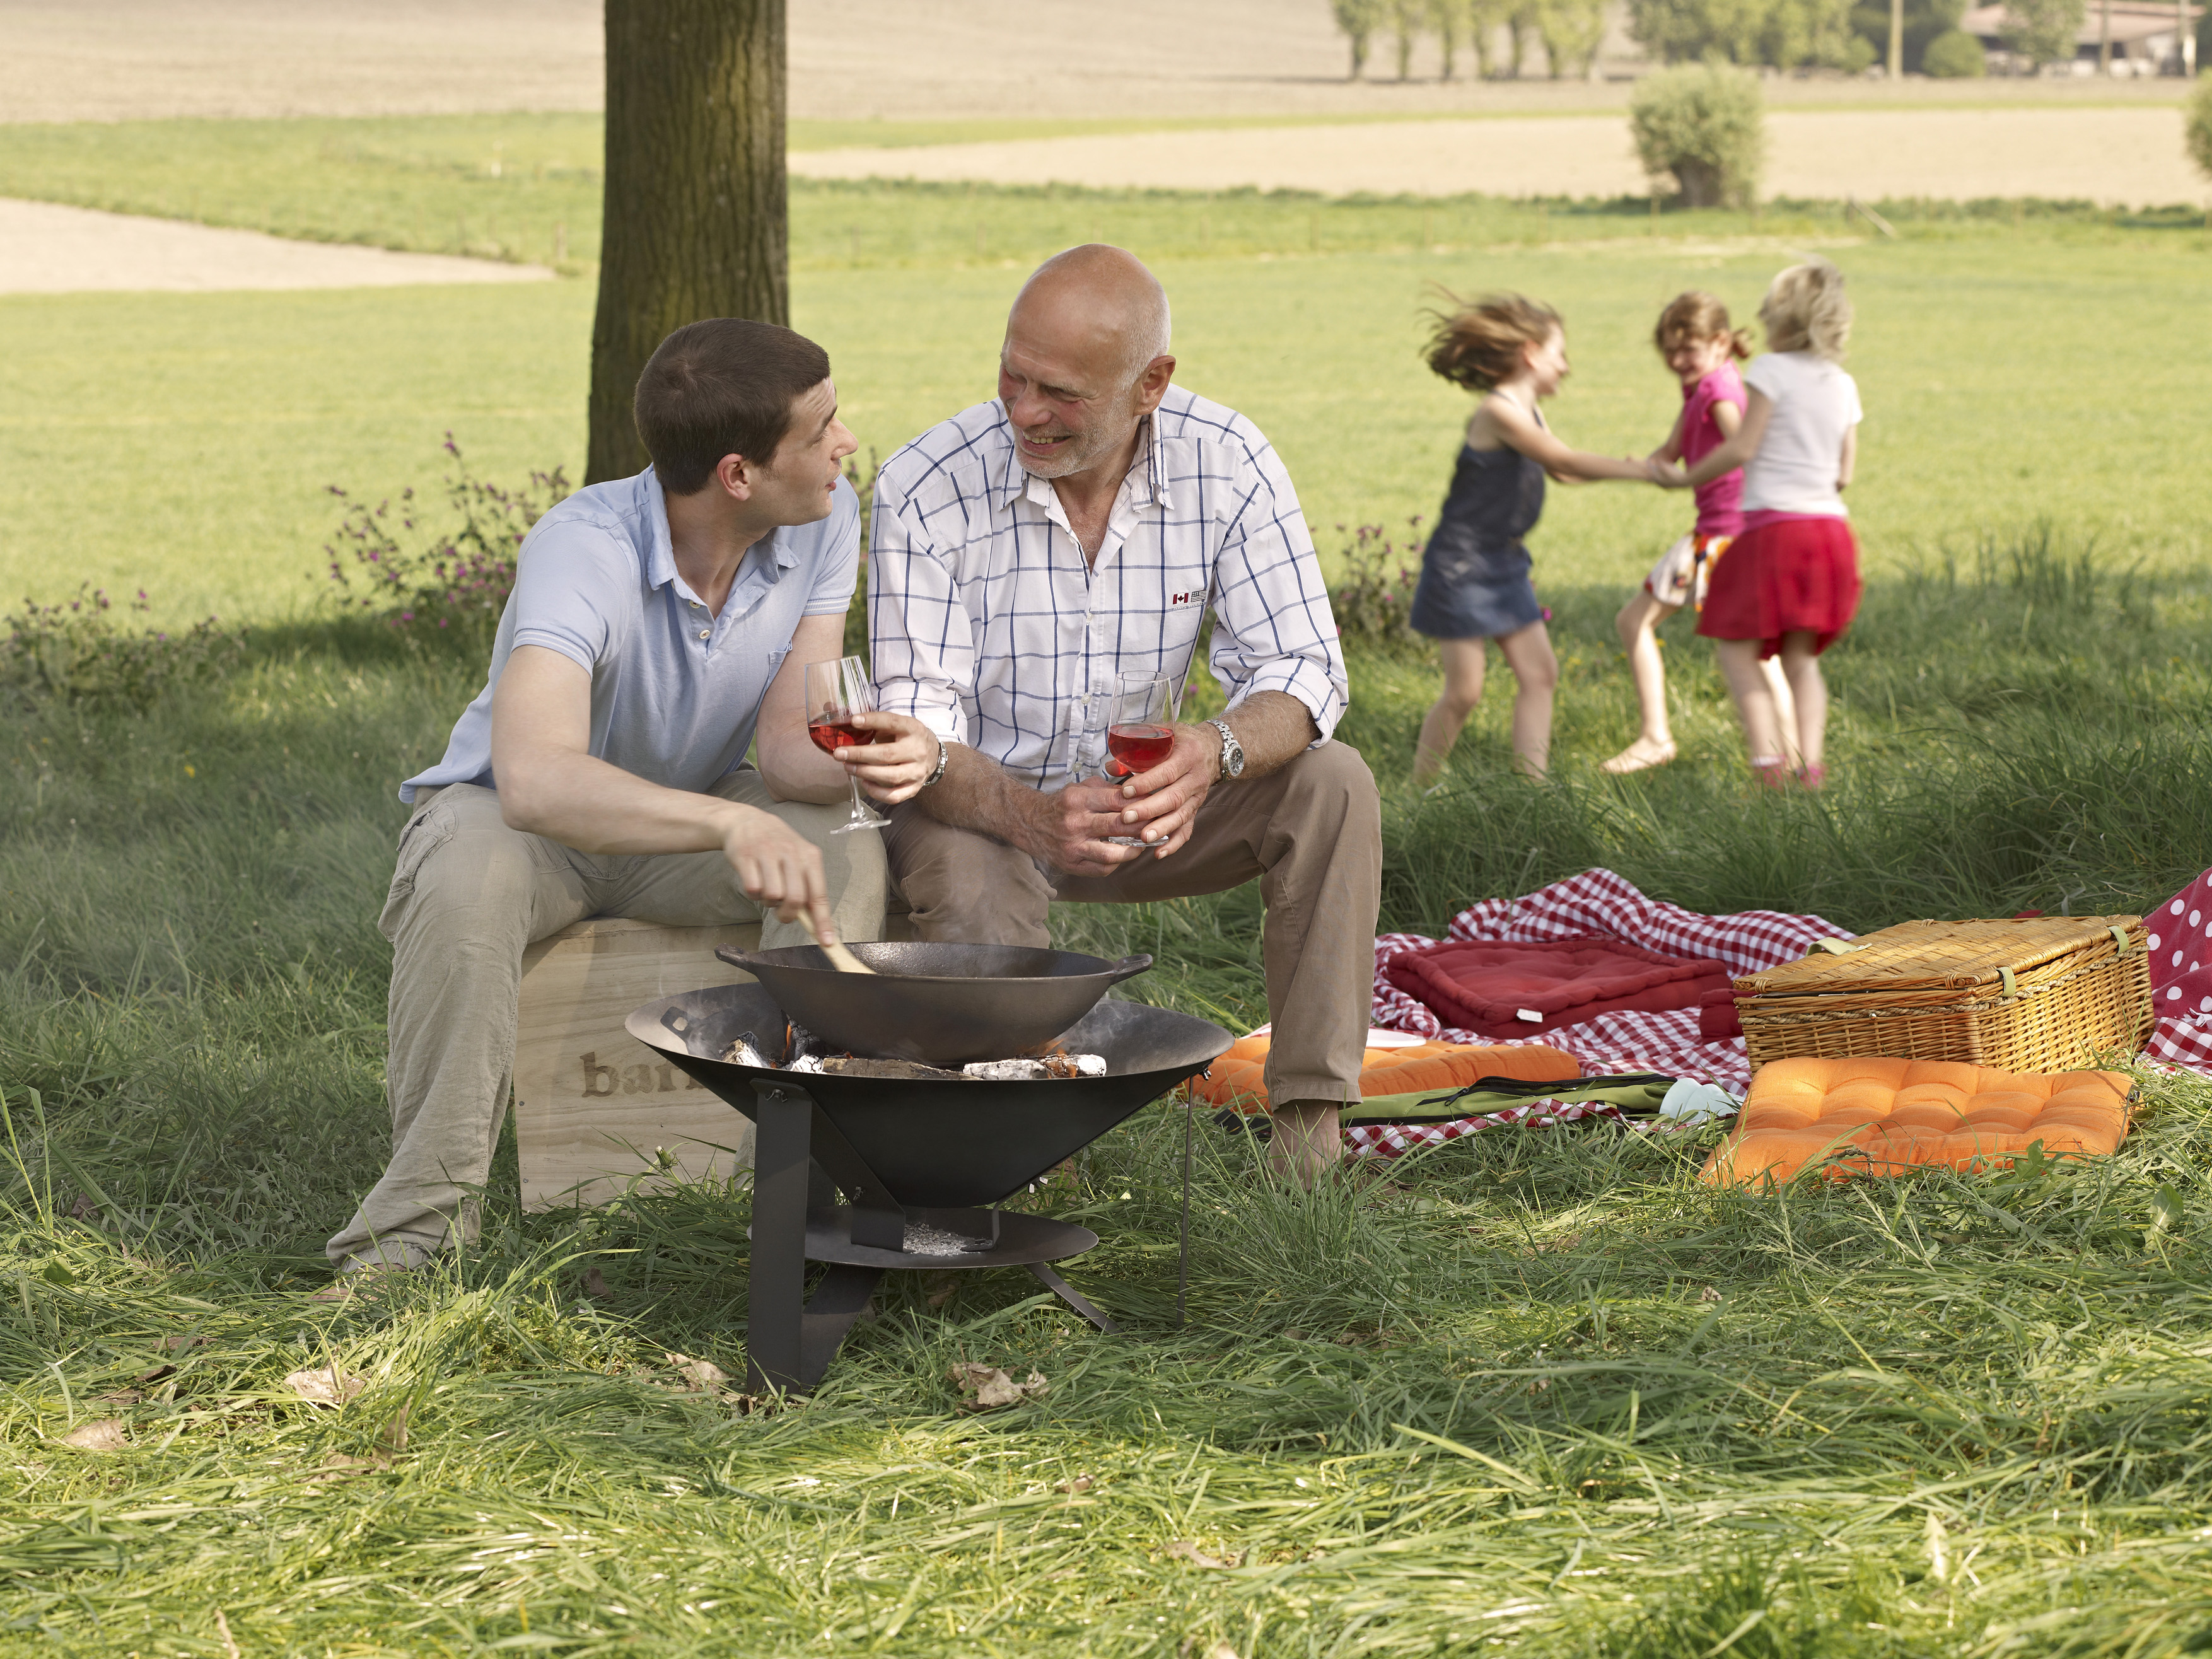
[697,629,710,641]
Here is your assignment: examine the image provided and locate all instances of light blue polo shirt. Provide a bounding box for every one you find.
[400,466,859,805]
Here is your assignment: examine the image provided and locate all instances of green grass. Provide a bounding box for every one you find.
[3,152,2209,625]
[6,534,2212,1654]
[8,123,2212,1652]
[0,103,2194,274]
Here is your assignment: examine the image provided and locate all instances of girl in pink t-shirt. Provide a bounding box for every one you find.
[1603,293,1797,776]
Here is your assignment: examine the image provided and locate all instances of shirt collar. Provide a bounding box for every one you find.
[640,464,803,596]
[993,409,1170,513]
[639,467,678,590]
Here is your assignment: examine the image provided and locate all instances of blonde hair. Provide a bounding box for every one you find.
[1423,291,1561,392]
[1654,291,1752,361]
[1759,259,1851,361]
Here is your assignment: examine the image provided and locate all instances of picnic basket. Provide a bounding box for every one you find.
[1733,916,2153,1073]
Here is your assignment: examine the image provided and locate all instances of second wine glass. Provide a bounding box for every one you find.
[1102,670,1177,847]
[803,655,888,835]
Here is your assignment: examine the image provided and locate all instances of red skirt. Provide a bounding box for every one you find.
[1695,515,1861,658]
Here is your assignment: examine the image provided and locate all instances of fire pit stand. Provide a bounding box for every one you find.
[628,983,1231,1393]
[746,1079,1121,1391]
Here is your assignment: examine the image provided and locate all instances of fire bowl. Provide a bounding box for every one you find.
[627,980,1230,1209]
[712,940,1153,1066]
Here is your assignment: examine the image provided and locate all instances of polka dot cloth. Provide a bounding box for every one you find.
[2143,868,2212,1076]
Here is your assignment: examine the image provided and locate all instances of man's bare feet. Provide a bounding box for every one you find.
[1601,737,1677,775]
[1265,1100,1342,1187]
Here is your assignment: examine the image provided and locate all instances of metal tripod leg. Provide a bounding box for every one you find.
[748,1079,898,1392]
[1027,1260,1116,1333]
[746,1083,813,1393]
[797,1263,884,1388]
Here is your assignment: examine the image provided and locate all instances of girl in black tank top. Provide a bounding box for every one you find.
[1410,293,1663,784]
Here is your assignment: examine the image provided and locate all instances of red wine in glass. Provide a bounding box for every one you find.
[803,656,888,834]
[1105,722,1174,774]
[1102,671,1179,846]
[808,716,883,757]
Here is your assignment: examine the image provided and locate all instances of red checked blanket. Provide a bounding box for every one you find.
[1357,869,1849,1157]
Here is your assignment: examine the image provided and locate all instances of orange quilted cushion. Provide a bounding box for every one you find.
[1701,1056,2134,1187]
[1190,1032,1580,1112]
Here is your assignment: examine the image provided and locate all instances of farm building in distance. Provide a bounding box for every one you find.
[1962,0,2203,73]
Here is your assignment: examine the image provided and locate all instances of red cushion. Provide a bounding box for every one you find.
[1385,936,1737,1039]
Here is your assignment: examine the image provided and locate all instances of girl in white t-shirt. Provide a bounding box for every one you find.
[1659,259,1863,791]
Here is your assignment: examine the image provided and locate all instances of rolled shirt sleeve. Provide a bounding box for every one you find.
[1202,431,1348,745]
[867,464,972,746]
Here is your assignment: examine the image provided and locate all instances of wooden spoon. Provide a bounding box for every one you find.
[799,909,876,975]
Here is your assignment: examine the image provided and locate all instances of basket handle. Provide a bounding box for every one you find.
[2109,924,2136,953]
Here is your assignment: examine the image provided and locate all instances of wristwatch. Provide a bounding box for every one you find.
[1205,718,1245,781]
[920,734,949,789]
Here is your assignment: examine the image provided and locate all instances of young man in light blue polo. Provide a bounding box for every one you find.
[325,319,939,1288]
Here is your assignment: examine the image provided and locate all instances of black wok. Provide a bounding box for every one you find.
[713,941,1152,1066]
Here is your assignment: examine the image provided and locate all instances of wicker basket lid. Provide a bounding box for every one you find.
[1733,916,2145,998]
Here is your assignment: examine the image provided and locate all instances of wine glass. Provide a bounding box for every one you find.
[1102,670,1177,848]
[803,655,887,835]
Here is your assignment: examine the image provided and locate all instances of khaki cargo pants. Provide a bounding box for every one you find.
[325,771,887,1275]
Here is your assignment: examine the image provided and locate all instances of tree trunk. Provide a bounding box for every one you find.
[586,0,787,484]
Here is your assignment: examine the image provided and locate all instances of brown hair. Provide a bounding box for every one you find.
[1759,259,1852,361]
[1654,291,1753,361]
[1423,291,1562,392]
[634,318,832,496]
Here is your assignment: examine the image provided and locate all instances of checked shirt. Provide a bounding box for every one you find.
[867,388,1348,791]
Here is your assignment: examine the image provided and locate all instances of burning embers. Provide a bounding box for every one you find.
[720,1020,1107,1081]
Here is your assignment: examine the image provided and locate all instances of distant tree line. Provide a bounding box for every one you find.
[1330,0,2008,79]
[1330,0,1611,80]
[1632,0,2078,76]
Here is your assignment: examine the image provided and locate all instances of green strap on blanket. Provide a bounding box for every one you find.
[1343,1071,1678,1127]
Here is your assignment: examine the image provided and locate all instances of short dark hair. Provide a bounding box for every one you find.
[633,319,832,495]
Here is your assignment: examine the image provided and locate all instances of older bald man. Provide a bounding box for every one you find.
[857,245,1380,1181]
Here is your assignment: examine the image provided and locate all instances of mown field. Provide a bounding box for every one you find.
[6,117,2212,1657]
[3,115,2209,627]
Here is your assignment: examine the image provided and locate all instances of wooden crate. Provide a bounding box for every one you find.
[1734,916,2153,1073]
[514,917,764,1210]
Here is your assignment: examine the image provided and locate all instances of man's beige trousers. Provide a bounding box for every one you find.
[882,740,1382,1109]
[326,771,887,1275]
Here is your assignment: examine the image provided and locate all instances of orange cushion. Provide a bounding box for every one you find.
[1701,1056,2134,1187]
[1189,1032,1580,1112]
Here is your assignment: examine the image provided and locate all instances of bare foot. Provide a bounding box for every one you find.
[1264,1101,1342,1187]
[1601,737,1677,775]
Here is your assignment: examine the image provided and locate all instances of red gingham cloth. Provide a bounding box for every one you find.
[1353,869,1849,1157]
[2145,869,2212,1075]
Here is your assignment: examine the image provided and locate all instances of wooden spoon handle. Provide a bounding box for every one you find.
[800,909,876,975]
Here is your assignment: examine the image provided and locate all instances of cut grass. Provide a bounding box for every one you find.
[6,121,2212,1650]
[1,108,2197,273]
[4,520,2211,1657]
[4,182,2209,627]
[3,114,2206,627]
